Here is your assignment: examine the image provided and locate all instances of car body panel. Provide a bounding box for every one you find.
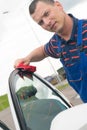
[0,120,10,130]
[50,103,87,130]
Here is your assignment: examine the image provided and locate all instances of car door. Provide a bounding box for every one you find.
[0,120,10,130]
[8,67,72,130]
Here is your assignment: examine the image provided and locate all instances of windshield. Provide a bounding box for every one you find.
[9,70,69,130]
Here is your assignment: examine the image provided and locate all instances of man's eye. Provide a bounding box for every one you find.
[44,12,49,17]
[39,20,44,26]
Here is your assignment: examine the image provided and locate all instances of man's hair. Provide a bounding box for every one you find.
[29,0,54,15]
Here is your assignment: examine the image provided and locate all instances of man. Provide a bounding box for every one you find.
[14,0,87,102]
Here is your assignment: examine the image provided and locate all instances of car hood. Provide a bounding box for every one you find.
[50,103,87,130]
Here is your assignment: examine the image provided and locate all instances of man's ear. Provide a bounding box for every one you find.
[54,1,63,8]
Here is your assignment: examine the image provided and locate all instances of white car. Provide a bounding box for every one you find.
[50,103,87,130]
[0,65,87,130]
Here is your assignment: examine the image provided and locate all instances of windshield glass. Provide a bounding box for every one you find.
[13,72,67,130]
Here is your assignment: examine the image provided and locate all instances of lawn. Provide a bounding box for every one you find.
[56,83,69,91]
[0,94,9,111]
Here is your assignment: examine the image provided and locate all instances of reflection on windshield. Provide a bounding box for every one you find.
[15,74,67,130]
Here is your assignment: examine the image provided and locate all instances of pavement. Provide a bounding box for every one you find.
[0,85,83,130]
[61,85,83,105]
[0,107,16,130]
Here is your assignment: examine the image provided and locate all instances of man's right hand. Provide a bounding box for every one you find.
[14,58,29,68]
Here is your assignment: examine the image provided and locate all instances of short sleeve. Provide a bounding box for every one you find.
[44,34,61,58]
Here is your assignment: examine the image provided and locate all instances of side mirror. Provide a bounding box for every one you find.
[0,120,11,130]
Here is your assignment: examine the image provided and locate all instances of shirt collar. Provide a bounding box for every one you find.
[68,14,78,40]
[54,14,78,42]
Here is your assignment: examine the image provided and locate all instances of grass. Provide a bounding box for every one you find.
[56,83,69,91]
[0,94,9,112]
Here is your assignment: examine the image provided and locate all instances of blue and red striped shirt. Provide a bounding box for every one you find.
[44,14,87,67]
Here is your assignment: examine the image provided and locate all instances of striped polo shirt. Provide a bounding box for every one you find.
[44,14,87,67]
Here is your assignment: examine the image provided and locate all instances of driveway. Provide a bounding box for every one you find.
[61,85,83,105]
[0,107,16,130]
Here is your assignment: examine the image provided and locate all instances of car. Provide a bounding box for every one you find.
[50,103,87,130]
[8,64,71,130]
[0,65,87,130]
[0,120,10,130]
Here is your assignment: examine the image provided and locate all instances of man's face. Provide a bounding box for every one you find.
[31,1,65,33]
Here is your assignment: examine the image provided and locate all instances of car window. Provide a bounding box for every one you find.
[16,74,67,130]
[9,69,71,130]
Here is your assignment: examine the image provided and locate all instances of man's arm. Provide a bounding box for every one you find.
[14,45,48,68]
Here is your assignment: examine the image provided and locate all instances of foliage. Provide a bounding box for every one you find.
[0,94,9,111]
[56,83,69,91]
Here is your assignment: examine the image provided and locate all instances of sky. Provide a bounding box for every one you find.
[0,0,87,95]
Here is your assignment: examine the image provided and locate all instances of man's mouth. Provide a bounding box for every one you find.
[51,22,57,30]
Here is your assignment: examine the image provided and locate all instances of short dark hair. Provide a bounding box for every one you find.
[29,0,54,15]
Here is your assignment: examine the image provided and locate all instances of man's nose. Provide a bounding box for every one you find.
[43,18,51,27]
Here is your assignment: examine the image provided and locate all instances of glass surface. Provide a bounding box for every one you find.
[14,73,67,130]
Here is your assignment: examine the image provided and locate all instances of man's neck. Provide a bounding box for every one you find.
[58,15,73,41]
